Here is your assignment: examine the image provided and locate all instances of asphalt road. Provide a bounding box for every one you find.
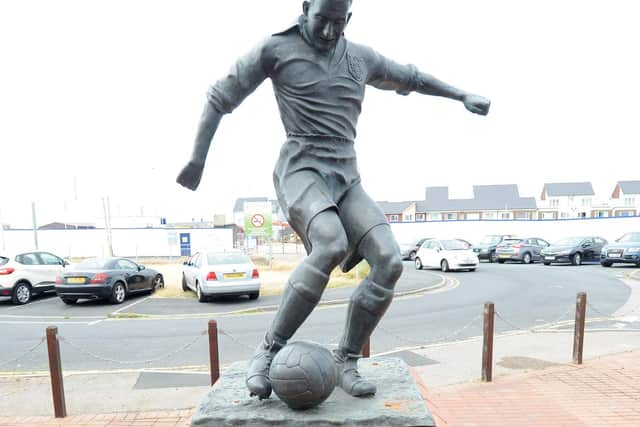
[0,261,636,373]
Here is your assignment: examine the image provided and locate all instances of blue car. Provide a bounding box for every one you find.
[600,232,640,267]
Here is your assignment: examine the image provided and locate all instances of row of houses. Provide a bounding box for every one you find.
[232,181,640,226]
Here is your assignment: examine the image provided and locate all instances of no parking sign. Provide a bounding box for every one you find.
[244,201,272,237]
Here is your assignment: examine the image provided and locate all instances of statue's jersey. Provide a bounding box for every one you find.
[207,18,419,141]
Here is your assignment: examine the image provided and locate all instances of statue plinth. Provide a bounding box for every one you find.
[191,357,435,426]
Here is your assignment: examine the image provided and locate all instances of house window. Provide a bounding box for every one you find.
[404,214,413,222]
[389,214,400,222]
[582,198,591,207]
[578,212,587,218]
[625,197,635,206]
[483,212,495,220]
[515,212,529,220]
[617,211,632,217]
[416,213,425,221]
[596,211,608,218]
[445,213,457,221]
[550,199,559,208]
[500,213,511,220]
[429,213,441,221]
[560,212,569,219]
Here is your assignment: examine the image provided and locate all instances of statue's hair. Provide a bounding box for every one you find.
[307,0,353,7]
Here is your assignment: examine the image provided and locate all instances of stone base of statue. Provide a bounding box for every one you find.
[191,357,435,426]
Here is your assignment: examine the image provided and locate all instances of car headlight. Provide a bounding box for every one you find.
[559,250,572,255]
[627,247,640,253]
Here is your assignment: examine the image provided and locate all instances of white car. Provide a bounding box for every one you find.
[0,251,69,304]
[182,251,261,302]
[414,239,479,272]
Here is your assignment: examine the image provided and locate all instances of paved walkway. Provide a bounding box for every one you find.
[1,349,638,426]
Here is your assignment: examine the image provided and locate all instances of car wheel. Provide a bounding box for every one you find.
[489,251,498,263]
[249,292,259,300]
[61,297,78,305]
[12,282,32,305]
[600,261,612,267]
[414,257,423,270]
[197,283,207,303]
[498,259,505,264]
[182,274,189,291]
[571,253,582,266]
[522,253,532,264]
[152,274,164,292]
[441,259,449,272]
[543,262,551,266]
[110,282,126,304]
[469,268,476,272]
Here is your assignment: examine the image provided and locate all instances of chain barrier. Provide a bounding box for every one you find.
[0,337,45,368]
[376,313,483,347]
[218,329,345,353]
[494,311,532,332]
[587,301,640,319]
[59,330,207,366]
[218,329,257,352]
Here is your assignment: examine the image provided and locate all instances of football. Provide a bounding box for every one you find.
[269,341,337,410]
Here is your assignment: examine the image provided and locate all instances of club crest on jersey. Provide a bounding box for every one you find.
[347,53,364,82]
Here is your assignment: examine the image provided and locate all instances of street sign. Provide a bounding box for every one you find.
[244,202,272,238]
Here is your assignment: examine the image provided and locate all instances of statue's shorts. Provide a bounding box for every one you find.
[273,136,389,272]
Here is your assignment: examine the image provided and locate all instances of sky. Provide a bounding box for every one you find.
[1,0,639,227]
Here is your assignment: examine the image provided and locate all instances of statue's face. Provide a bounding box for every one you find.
[303,0,351,52]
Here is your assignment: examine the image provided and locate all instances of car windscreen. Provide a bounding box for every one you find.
[441,240,469,250]
[617,232,640,243]
[74,258,112,269]
[207,253,250,265]
[554,237,584,246]
[501,239,522,245]
[480,236,501,244]
[0,257,8,266]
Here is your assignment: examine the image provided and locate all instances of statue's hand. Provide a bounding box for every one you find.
[176,161,204,191]
[463,94,491,116]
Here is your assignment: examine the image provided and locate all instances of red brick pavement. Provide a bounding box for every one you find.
[415,350,640,426]
[2,350,638,426]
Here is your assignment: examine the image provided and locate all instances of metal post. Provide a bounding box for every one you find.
[102,197,113,257]
[46,326,66,418]
[573,292,587,364]
[362,336,370,358]
[482,302,495,382]
[208,320,220,385]
[31,201,39,250]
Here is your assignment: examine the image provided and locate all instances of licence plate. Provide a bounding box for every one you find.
[223,272,245,279]
[67,277,86,284]
[499,254,510,258]
[609,253,621,258]
[545,256,555,260]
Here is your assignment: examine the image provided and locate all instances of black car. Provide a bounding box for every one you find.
[55,257,164,304]
[473,235,517,263]
[541,236,607,266]
[399,237,431,261]
[600,232,640,267]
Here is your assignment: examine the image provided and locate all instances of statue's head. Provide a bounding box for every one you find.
[302,0,352,52]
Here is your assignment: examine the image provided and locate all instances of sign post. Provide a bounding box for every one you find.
[244,202,273,268]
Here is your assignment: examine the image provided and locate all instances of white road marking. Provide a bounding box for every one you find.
[109,296,150,316]
[6,296,56,310]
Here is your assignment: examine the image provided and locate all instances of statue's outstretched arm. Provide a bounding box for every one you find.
[366,49,491,116]
[176,39,272,191]
[414,72,491,116]
[176,101,223,191]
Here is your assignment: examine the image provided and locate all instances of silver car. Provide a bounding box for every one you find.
[0,251,69,304]
[182,251,261,302]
